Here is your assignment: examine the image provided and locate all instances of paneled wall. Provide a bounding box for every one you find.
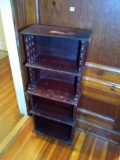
[41,0,120,68]
[11,0,120,143]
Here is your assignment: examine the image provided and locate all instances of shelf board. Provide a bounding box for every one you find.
[20,24,92,40]
[27,78,79,105]
[33,116,73,144]
[25,55,82,76]
[30,103,74,126]
[33,129,72,145]
[30,110,74,126]
[30,98,74,126]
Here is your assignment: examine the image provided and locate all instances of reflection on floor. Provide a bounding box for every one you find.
[0,57,29,155]
[1,118,120,160]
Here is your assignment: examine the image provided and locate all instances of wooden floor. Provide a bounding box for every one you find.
[1,118,120,160]
[1,57,120,160]
[0,57,30,155]
[0,57,24,143]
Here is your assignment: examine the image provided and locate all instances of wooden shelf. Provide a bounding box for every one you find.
[30,98,75,126]
[33,116,73,144]
[27,78,80,105]
[21,24,91,144]
[20,24,92,40]
[25,55,81,76]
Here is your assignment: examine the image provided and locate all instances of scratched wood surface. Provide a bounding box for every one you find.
[1,118,120,160]
[0,57,23,143]
[11,0,120,144]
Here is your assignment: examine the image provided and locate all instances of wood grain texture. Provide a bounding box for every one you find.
[78,95,118,119]
[0,57,23,144]
[11,0,37,90]
[82,77,120,96]
[77,108,114,130]
[77,95,120,143]
[11,0,26,30]
[82,85,120,105]
[25,0,36,26]
[82,63,120,105]
[11,0,120,144]
[0,57,29,155]
[1,118,120,160]
[84,62,120,84]
[76,119,120,144]
[40,0,120,67]
[0,116,30,155]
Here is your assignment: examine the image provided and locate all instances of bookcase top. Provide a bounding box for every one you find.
[20,24,92,40]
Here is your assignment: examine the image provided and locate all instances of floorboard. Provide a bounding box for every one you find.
[0,57,29,155]
[1,57,120,160]
[0,57,24,143]
[1,118,120,160]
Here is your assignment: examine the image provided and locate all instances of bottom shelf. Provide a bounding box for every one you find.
[33,116,73,144]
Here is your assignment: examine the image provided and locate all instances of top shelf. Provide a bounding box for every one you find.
[20,25,92,40]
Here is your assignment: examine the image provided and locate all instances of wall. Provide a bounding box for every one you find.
[0,10,7,51]
[1,0,27,115]
[11,0,120,143]
[0,9,7,59]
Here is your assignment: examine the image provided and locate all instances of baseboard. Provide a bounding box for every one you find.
[76,119,120,144]
[77,108,114,130]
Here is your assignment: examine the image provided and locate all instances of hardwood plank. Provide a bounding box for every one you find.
[1,117,120,160]
[78,134,91,160]
[0,57,27,155]
[61,131,80,160]
[100,142,108,160]
[105,143,119,160]
[84,136,96,160]
[0,116,29,155]
[87,138,97,160]
[92,138,105,160]
[35,139,58,160]
[0,119,33,159]
[69,132,86,160]
[43,141,58,160]
[18,132,48,159]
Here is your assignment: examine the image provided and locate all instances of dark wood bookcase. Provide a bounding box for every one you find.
[21,24,92,144]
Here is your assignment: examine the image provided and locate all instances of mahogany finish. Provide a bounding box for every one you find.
[1,118,120,160]
[21,24,91,144]
[41,0,120,68]
[11,0,120,143]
